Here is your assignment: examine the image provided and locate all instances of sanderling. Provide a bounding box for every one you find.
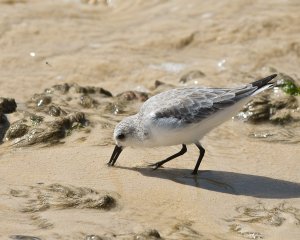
[108,74,277,175]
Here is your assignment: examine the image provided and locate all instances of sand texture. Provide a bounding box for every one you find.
[0,0,300,239]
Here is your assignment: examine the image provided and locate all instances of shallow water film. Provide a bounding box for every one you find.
[0,0,299,239]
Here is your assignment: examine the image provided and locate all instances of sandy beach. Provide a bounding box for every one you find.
[0,1,299,239]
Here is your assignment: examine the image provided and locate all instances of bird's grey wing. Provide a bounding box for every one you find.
[142,85,257,129]
[212,84,257,107]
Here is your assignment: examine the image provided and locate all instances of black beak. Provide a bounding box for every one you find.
[108,145,123,166]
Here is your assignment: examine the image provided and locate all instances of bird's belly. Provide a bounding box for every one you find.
[149,123,208,146]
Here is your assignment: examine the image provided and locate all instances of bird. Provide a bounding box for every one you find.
[108,74,277,175]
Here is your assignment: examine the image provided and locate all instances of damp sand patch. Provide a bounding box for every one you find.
[226,201,300,239]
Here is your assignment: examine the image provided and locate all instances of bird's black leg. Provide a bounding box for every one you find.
[149,144,187,170]
[192,142,205,175]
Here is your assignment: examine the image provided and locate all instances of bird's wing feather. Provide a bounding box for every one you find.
[140,85,256,129]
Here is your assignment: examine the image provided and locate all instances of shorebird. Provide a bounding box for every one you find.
[108,74,277,174]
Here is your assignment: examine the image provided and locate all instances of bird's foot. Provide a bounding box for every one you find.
[148,162,164,170]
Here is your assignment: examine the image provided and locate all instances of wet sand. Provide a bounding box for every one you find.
[0,0,300,239]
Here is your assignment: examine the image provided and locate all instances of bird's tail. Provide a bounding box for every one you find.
[250,74,277,96]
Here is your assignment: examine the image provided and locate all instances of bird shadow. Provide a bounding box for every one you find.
[114,165,300,199]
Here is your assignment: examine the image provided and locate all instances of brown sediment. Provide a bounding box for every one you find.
[2,81,147,147]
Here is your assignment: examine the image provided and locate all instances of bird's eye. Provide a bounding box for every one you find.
[116,133,125,140]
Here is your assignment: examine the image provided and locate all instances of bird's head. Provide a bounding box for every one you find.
[108,115,144,166]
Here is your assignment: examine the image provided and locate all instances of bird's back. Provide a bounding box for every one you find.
[140,74,277,126]
[140,84,257,126]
